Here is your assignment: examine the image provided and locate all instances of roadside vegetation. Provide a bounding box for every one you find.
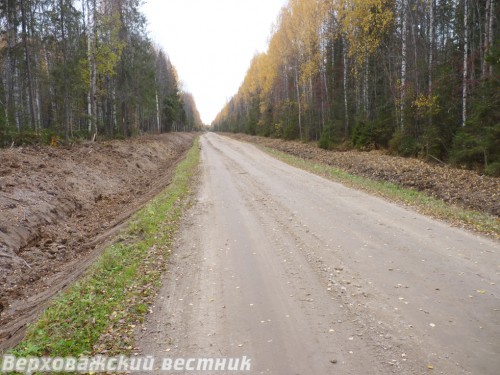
[9,138,200,358]
[263,146,499,238]
[0,1,203,147]
[212,0,499,176]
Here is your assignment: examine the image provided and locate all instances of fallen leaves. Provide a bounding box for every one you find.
[227,134,500,217]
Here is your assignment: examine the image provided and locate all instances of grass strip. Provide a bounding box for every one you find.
[262,146,499,238]
[9,137,200,358]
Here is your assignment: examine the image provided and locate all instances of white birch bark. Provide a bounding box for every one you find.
[488,0,495,77]
[401,0,408,130]
[462,0,469,127]
[343,37,349,136]
[156,89,161,133]
[429,0,435,94]
[294,65,302,140]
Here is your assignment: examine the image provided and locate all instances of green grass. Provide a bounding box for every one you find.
[263,146,499,238]
[8,137,200,358]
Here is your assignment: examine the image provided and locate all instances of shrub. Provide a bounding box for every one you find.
[485,162,500,177]
[389,130,419,157]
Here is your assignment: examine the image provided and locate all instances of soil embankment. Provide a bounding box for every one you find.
[0,132,197,350]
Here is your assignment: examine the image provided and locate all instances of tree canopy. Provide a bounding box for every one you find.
[0,0,203,146]
[212,0,499,175]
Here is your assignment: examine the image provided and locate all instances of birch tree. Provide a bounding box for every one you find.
[462,0,469,127]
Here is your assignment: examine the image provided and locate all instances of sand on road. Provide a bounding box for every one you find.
[137,133,500,375]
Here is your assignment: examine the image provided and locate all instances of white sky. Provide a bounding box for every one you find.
[141,0,288,125]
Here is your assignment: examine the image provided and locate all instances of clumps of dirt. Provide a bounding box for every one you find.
[226,134,500,217]
[0,133,196,349]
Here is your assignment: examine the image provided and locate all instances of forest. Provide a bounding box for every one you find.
[0,0,203,146]
[212,0,499,175]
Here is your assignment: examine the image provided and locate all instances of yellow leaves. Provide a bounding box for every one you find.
[289,0,326,55]
[216,0,333,127]
[81,12,125,94]
[337,0,395,68]
[50,136,60,148]
[95,42,123,79]
[95,15,125,79]
[413,94,439,109]
[241,53,277,104]
[272,0,328,68]
[300,56,320,83]
[412,94,440,117]
[78,57,90,90]
[214,0,396,129]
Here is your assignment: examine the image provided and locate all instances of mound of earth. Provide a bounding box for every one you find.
[225,133,499,217]
[0,132,196,349]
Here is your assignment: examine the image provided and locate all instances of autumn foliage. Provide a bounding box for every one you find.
[212,0,499,175]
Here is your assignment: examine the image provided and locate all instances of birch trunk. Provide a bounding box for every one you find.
[90,0,98,139]
[364,56,369,117]
[294,65,302,140]
[20,0,36,131]
[488,0,495,77]
[462,0,469,127]
[401,0,408,130]
[429,0,435,94]
[6,1,20,131]
[343,37,349,137]
[156,89,161,133]
[83,0,92,133]
[60,0,70,142]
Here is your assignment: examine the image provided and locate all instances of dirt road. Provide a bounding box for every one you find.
[226,133,500,217]
[137,133,500,374]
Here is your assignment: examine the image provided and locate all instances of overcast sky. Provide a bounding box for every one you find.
[141,0,288,125]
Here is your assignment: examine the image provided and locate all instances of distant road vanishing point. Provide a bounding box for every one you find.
[137,133,500,375]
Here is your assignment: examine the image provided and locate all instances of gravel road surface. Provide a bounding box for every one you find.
[137,133,499,374]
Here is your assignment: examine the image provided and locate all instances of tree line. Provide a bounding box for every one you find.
[0,0,203,146]
[212,0,499,175]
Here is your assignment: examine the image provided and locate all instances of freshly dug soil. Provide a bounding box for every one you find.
[225,133,500,217]
[0,132,196,350]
